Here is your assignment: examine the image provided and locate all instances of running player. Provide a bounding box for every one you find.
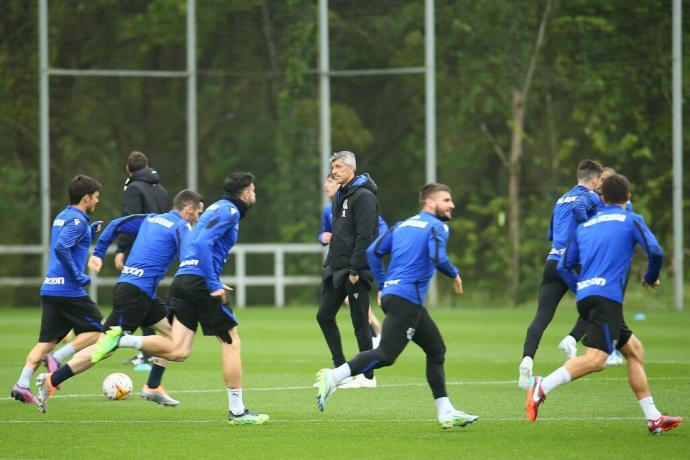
[314,183,479,430]
[519,160,603,388]
[11,176,103,404]
[88,173,269,425]
[526,174,682,435]
[35,189,203,413]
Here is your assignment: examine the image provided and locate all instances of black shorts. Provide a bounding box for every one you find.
[167,275,238,342]
[39,295,104,343]
[104,282,169,334]
[577,295,633,353]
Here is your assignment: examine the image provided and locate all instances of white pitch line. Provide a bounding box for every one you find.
[0,376,685,402]
[2,416,684,425]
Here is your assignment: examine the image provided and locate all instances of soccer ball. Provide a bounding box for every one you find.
[102,373,133,400]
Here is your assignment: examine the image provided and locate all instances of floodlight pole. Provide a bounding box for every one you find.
[39,0,50,274]
[319,0,331,207]
[672,0,684,311]
[425,0,436,185]
[187,0,198,191]
[425,0,439,307]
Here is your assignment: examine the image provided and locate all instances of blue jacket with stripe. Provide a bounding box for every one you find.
[40,206,97,297]
[557,205,663,304]
[367,211,459,306]
[93,210,191,298]
[176,198,243,293]
[546,184,601,262]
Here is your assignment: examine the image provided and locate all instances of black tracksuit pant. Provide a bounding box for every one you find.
[317,275,374,378]
[347,294,448,399]
[523,259,587,358]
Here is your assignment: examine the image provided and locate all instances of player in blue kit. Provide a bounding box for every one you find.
[526,174,682,435]
[35,189,203,413]
[10,176,104,405]
[519,160,603,388]
[314,183,479,430]
[89,173,269,425]
[558,166,628,366]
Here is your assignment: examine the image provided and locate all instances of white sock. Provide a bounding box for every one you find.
[434,396,454,417]
[332,364,352,385]
[16,366,33,388]
[228,388,245,416]
[638,396,662,420]
[541,367,572,395]
[118,335,143,349]
[52,343,75,363]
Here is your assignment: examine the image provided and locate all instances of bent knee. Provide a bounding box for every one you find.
[586,355,607,373]
[426,345,446,364]
[169,350,191,362]
[316,311,334,324]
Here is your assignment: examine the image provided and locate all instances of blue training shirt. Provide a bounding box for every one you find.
[93,210,192,298]
[546,184,601,261]
[557,205,663,304]
[176,198,241,293]
[40,206,95,297]
[318,202,387,245]
[367,211,459,306]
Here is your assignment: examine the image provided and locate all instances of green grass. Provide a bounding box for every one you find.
[1,306,688,459]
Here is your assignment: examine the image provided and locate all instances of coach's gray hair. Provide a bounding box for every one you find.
[329,151,357,171]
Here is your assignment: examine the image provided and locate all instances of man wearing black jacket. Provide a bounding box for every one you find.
[115,151,169,369]
[114,151,169,270]
[316,151,380,388]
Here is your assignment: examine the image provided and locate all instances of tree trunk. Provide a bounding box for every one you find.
[509,88,525,300]
[507,0,553,303]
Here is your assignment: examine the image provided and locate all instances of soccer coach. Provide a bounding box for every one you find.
[316,151,381,385]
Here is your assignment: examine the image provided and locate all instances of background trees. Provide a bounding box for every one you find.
[0,0,687,305]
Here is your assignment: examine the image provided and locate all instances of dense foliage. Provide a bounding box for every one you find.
[1,0,688,305]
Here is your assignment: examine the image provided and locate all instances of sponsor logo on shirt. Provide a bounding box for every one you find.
[179,259,199,268]
[54,219,65,227]
[556,196,578,205]
[584,213,627,227]
[122,265,144,277]
[549,247,565,256]
[43,277,65,285]
[577,277,607,290]
[384,279,401,288]
[147,216,174,228]
[400,219,429,229]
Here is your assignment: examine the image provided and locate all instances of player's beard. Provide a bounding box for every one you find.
[435,206,452,221]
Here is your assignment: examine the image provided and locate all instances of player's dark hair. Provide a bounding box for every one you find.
[68,175,102,204]
[172,189,203,211]
[420,183,451,204]
[576,159,603,183]
[601,174,630,205]
[223,172,255,197]
[127,151,149,172]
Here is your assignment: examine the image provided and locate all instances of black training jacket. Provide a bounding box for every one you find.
[115,167,170,254]
[324,173,380,287]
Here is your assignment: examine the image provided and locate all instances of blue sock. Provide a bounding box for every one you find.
[51,365,74,387]
[146,363,166,389]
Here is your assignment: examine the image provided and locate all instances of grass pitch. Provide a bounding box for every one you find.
[1,305,688,459]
